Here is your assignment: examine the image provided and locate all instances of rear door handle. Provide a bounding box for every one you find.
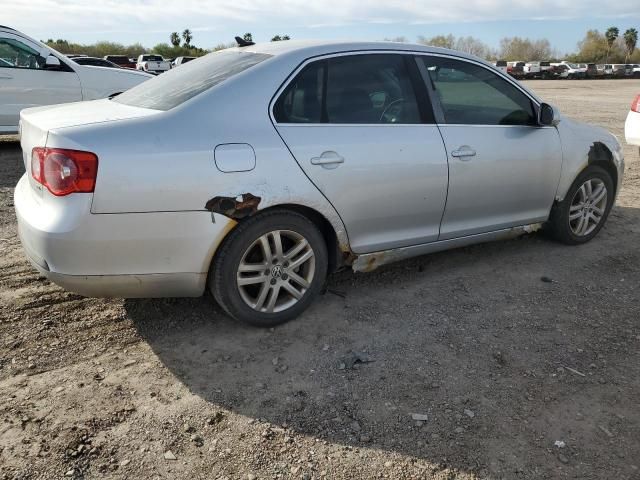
[450,146,476,159]
[311,151,344,169]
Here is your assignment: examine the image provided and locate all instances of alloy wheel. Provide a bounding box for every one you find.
[568,178,608,237]
[236,230,316,313]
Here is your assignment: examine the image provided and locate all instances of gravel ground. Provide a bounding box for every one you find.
[1,79,639,480]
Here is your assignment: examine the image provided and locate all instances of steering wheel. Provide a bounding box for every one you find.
[379,98,404,123]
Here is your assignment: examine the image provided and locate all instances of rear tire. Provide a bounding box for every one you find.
[210,210,328,327]
[547,165,614,245]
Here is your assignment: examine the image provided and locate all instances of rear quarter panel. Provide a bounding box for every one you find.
[57,57,350,249]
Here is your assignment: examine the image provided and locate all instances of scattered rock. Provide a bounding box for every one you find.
[554,440,566,448]
[120,459,130,467]
[191,434,204,446]
[247,474,257,480]
[464,409,475,419]
[541,276,555,283]
[340,351,375,370]
[164,450,177,461]
[350,421,362,432]
[558,453,569,464]
[411,413,429,422]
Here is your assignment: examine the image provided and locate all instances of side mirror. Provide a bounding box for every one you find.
[539,103,558,126]
[45,55,61,69]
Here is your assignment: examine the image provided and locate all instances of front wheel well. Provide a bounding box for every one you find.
[588,141,618,195]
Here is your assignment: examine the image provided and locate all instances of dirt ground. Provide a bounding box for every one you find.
[1,79,639,480]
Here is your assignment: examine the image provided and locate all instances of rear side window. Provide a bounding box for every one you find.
[273,61,325,123]
[115,50,271,111]
[274,53,426,124]
[420,56,536,126]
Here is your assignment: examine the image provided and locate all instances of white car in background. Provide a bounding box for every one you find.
[625,94,640,147]
[136,54,171,74]
[0,25,152,134]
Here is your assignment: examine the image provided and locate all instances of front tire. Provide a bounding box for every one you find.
[547,165,614,245]
[210,210,328,327]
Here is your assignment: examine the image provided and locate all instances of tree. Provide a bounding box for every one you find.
[271,34,291,42]
[170,32,181,47]
[418,34,455,49]
[182,29,193,47]
[605,27,619,62]
[243,33,253,42]
[498,37,554,61]
[624,28,638,62]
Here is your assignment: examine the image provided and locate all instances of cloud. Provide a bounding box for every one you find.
[4,0,639,41]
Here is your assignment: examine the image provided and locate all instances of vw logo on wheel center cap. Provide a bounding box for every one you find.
[271,265,284,278]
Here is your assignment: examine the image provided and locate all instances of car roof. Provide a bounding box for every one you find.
[236,40,488,64]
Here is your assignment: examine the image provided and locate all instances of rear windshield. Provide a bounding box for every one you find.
[115,50,272,111]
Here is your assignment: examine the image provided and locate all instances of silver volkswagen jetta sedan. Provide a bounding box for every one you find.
[15,40,624,326]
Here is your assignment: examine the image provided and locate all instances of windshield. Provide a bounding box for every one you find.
[115,50,272,111]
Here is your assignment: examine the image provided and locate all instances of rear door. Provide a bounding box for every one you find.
[274,53,449,253]
[417,55,562,240]
[0,32,82,131]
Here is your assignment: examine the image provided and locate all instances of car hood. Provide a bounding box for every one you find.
[76,63,153,79]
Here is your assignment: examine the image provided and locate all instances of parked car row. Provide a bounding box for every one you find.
[65,54,197,74]
[500,60,640,79]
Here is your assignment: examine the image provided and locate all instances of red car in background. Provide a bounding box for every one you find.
[104,55,136,70]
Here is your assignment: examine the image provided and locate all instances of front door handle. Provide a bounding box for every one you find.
[311,151,344,169]
[450,146,476,159]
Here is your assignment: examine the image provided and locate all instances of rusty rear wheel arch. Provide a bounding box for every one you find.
[206,204,347,296]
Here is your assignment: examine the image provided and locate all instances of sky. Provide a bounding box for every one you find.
[2,0,640,54]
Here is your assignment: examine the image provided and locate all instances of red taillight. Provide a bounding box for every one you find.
[31,148,98,196]
[632,95,640,113]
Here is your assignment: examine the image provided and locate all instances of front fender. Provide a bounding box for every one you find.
[555,117,624,202]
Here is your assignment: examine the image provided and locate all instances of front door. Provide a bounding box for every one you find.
[274,53,449,253]
[417,55,563,240]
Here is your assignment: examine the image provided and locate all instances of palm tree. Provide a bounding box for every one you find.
[182,29,193,48]
[624,28,638,62]
[243,33,253,43]
[605,27,619,62]
[170,32,181,47]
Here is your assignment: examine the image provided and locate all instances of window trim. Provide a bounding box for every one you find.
[413,52,548,128]
[270,50,437,126]
[0,32,75,73]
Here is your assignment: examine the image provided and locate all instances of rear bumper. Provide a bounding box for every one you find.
[625,111,640,147]
[14,174,235,297]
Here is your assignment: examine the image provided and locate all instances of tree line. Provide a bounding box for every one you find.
[45,26,638,63]
[389,26,638,63]
[44,30,290,59]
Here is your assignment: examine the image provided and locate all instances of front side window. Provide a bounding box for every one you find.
[274,54,424,124]
[420,56,535,126]
[115,50,272,111]
[0,36,45,69]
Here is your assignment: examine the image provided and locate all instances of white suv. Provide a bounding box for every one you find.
[0,25,152,134]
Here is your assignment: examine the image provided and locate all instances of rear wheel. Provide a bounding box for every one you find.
[210,210,328,327]
[547,165,614,245]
